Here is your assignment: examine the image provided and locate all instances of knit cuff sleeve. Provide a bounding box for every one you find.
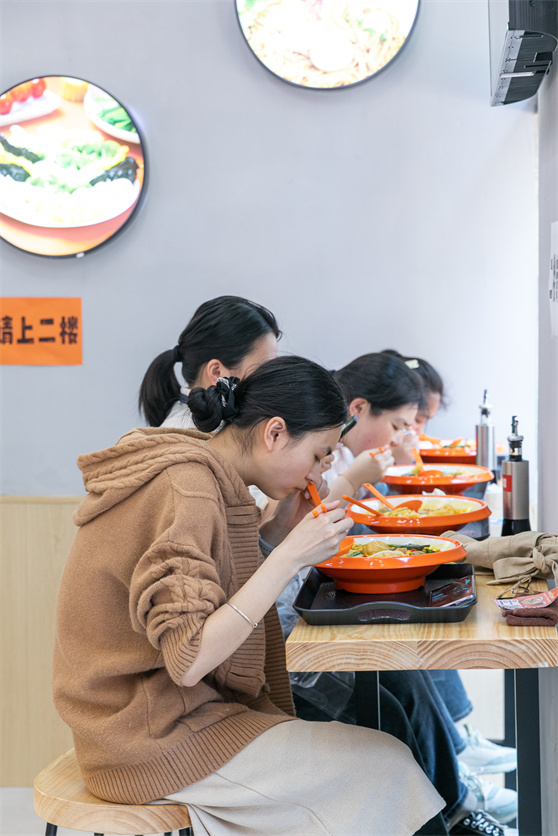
[159,620,203,685]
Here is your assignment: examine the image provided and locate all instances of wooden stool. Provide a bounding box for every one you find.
[34,749,193,836]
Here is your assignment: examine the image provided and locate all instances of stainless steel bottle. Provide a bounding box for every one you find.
[475,390,496,473]
[501,416,531,536]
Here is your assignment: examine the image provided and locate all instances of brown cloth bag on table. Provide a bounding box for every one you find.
[441,530,558,585]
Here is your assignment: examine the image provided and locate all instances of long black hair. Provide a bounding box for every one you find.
[381,349,445,408]
[188,356,347,440]
[334,352,424,414]
[139,296,281,426]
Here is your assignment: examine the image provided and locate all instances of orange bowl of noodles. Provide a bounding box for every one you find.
[346,494,490,536]
[419,437,507,465]
[383,464,493,495]
[316,534,466,594]
[419,438,477,465]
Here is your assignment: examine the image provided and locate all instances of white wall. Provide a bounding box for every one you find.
[538,47,558,532]
[0,0,539,496]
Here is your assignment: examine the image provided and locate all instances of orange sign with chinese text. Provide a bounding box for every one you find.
[0,298,82,365]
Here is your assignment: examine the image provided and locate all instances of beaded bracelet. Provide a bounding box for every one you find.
[226,601,258,629]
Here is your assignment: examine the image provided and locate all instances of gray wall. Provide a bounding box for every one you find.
[1,0,539,496]
[538,52,558,533]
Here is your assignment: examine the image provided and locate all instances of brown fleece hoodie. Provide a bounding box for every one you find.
[53,427,294,804]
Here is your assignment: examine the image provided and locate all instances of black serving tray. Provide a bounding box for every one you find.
[293,563,477,626]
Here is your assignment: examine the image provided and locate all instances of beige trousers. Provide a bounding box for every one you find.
[164,719,444,836]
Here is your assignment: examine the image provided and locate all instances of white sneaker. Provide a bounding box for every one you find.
[458,762,518,824]
[457,723,517,775]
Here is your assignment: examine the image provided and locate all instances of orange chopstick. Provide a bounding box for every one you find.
[411,448,424,471]
[342,495,380,516]
[369,446,387,458]
[306,481,321,507]
[363,483,397,510]
[420,433,441,444]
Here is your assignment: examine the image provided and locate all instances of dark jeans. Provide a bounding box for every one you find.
[428,670,473,728]
[381,671,467,823]
[294,669,467,834]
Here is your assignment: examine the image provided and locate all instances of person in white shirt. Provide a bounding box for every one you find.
[139,295,280,430]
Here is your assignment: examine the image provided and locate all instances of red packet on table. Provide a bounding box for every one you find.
[493,588,558,626]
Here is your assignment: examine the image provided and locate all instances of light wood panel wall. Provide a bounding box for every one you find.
[1,496,82,786]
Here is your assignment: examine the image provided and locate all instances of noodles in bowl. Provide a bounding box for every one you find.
[345,494,491,535]
[376,502,476,517]
[383,464,494,495]
[316,534,467,593]
[236,0,420,89]
[347,540,441,557]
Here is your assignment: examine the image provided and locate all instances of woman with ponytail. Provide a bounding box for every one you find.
[53,355,444,836]
[138,295,280,428]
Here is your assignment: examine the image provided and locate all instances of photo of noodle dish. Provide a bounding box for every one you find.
[0,125,141,228]
[236,0,420,89]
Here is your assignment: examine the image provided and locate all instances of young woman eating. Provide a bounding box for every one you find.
[379,350,446,465]
[325,351,424,505]
[53,356,444,836]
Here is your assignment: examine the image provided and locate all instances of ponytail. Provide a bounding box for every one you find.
[138,296,281,426]
[138,350,181,427]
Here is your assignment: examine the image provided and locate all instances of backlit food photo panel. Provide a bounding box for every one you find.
[0,76,145,257]
[236,0,420,89]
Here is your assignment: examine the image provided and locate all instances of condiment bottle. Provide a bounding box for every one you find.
[501,416,531,536]
[475,389,496,473]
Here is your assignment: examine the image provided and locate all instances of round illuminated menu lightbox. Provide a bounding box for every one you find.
[0,76,145,257]
[236,0,420,89]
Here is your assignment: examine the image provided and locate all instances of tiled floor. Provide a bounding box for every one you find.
[1,671,510,836]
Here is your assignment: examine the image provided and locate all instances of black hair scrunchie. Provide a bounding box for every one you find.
[172,345,181,363]
[215,377,240,423]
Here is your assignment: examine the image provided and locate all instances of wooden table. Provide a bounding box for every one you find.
[286,570,558,836]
